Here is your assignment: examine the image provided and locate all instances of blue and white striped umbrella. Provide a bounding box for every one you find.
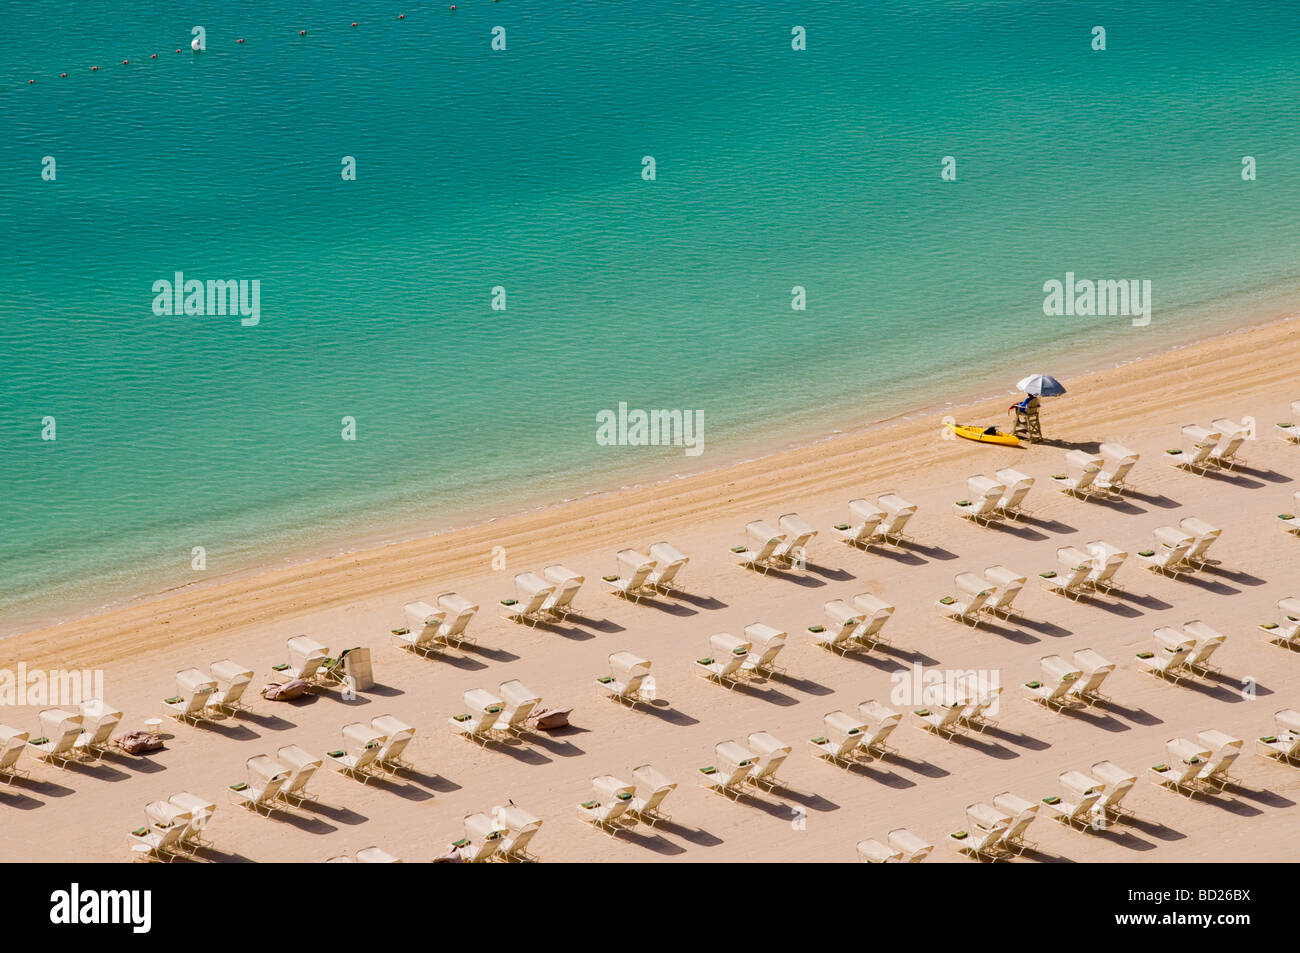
[1016,373,1067,397]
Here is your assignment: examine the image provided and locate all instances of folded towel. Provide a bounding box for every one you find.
[834,523,850,531]
[581,799,600,810]
[1260,622,1279,630]
[810,736,828,745]
[163,696,184,705]
[913,709,931,717]
[730,546,747,554]
[596,676,614,684]
[698,765,717,775]
[1042,796,1061,805]
[1260,735,1278,743]
[452,838,470,848]
[1165,448,1182,455]
[696,658,715,666]
[500,598,518,607]
[1039,571,1057,579]
[807,625,825,633]
[391,627,410,635]
[328,750,345,758]
[949,830,969,840]
[1152,763,1170,772]
[1138,549,1156,557]
[271,663,290,672]
[1024,681,1042,689]
[938,596,956,605]
[955,500,972,507]
[1136,652,1155,660]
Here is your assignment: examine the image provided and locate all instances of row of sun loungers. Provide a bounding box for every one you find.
[325,716,416,782]
[857,828,933,863]
[1137,518,1221,578]
[810,703,901,764]
[698,734,791,797]
[833,493,917,547]
[162,661,253,723]
[693,626,787,687]
[0,701,124,772]
[732,515,817,572]
[949,793,1040,860]
[1149,732,1243,796]
[602,543,690,601]
[129,791,217,861]
[578,765,678,834]
[1168,420,1250,473]
[1050,444,1140,500]
[936,566,1027,624]
[498,567,584,625]
[327,846,402,863]
[952,469,1034,524]
[1040,540,1128,599]
[448,681,545,744]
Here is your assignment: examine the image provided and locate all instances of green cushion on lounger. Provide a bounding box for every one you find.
[1185,757,1199,765]
[597,676,614,684]
[955,500,971,507]
[1280,422,1294,428]
[1138,549,1156,557]
[486,706,502,714]
[452,713,471,722]
[581,800,600,810]
[950,830,969,840]
[1152,763,1169,772]
[452,838,470,848]
[1280,514,1295,521]
[1039,571,1056,579]
[1260,735,1278,744]
[698,765,717,775]
[163,696,184,705]
[808,625,825,633]
[328,750,345,758]
[602,574,619,582]
[1260,622,1279,630]
[132,827,149,837]
[732,648,747,656]
[834,523,850,531]
[392,627,410,635]
[230,782,249,791]
[271,663,290,671]
[29,737,48,746]
[617,792,633,800]
[1165,449,1182,455]
[1024,681,1042,689]
[913,709,931,717]
[1042,796,1061,805]
[500,599,518,607]
[1050,474,1066,480]
[730,546,747,554]
[811,736,828,745]
[938,596,956,605]
[696,658,715,666]
[1136,652,1155,660]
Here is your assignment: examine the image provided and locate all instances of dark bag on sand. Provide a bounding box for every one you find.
[261,678,310,701]
[527,707,573,731]
[114,731,163,755]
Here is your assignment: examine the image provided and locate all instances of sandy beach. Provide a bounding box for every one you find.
[3,316,1299,863]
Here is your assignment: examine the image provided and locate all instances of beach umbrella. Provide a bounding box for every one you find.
[1016,373,1066,397]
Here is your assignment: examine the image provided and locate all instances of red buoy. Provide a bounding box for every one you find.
[238,38,245,43]
[352,22,358,28]
[151,53,157,58]
[91,65,99,71]
[299,30,306,35]
[28,79,34,84]
[398,14,405,19]
[60,72,67,77]
[123,60,129,65]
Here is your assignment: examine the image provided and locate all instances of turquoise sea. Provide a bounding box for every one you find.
[3,1,1300,631]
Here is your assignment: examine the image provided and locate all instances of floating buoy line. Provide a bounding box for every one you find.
[13,3,501,89]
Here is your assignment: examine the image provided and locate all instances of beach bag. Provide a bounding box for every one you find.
[114,731,163,754]
[527,707,573,731]
[261,678,310,701]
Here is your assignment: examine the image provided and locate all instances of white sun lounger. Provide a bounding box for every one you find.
[857,839,904,863]
[435,592,479,646]
[167,792,216,852]
[499,572,556,626]
[493,804,543,861]
[992,792,1039,854]
[994,468,1034,520]
[1041,547,1093,599]
[73,699,122,758]
[456,812,504,862]
[1195,730,1242,791]
[1182,621,1226,674]
[913,701,965,739]
[851,592,895,647]
[207,660,254,715]
[951,803,1011,861]
[775,513,817,568]
[953,475,1006,525]
[1068,649,1115,706]
[229,754,288,814]
[1024,655,1083,711]
[1277,402,1300,442]
[276,744,322,803]
[1178,517,1221,568]
[888,828,933,862]
[740,623,787,678]
[694,633,752,689]
[953,680,1002,732]
[129,814,190,862]
[1137,628,1196,684]
[604,549,657,600]
[356,846,401,863]
[0,726,30,783]
[1150,738,1212,797]
[629,764,677,824]
[937,572,991,625]
[395,601,446,655]
[983,565,1026,617]
[746,731,791,789]
[699,741,757,798]
[497,679,542,736]
[733,522,786,573]
[1096,443,1140,495]
[1138,527,1195,577]
[370,715,415,771]
[809,710,868,765]
[1052,451,1103,498]
[1171,425,1221,473]
[29,708,84,767]
[874,493,918,544]
[596,652,653,708]
[1085,541,1127,593]
[858,700,903,756]
[541,564,584,618]
[450,689,505,744]
[812,600,865,654]
[283,636,329,685]
[1090,762,1137,822]
[834,498,885,547]
[1044,771,1105,827]
[646,542,689,592]
[1259,597,1300,649]
[1279,491,1300,535]
[164,669,218,724]
[326,723,387,781]
[1208,418,1248,469]
[1256,709,1300,763]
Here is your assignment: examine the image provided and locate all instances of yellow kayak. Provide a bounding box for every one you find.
[947,423,1020,447]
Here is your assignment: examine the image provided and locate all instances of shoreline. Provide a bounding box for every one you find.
[6,300,1298,639]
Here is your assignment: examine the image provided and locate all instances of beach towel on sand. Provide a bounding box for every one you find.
[114,731,164,754]
[527,707,573,731]
[261,678,310,701]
